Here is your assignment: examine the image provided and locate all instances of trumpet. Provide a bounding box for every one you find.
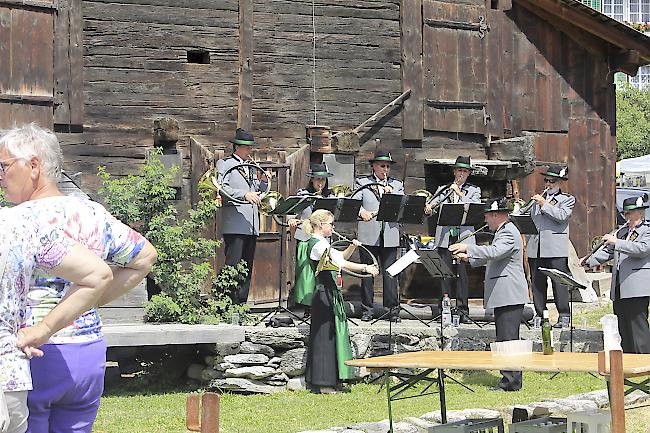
[580,222,628,266]
[513,187,550,215]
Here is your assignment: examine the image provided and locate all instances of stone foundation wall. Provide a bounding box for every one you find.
[186,324,604,393]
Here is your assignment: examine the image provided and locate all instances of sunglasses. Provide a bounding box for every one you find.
[543,178,558,183]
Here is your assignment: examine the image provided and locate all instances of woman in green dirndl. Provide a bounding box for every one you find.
[289,163,334,319]
[300,209,379,394]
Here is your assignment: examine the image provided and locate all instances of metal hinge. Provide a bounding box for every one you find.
[424,15,490,39]
[426,100,491,125]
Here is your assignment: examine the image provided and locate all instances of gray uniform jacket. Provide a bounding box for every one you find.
[354,175,404,247]
[526,191,575,258]
[293,189,333,242]
[587,222,650,301]
[216,154,268,236]
[467,221,530,309]
[432,183,482,248]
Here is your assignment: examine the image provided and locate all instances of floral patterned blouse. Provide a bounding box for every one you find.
[0,206,73,392]
[21,196,145,345]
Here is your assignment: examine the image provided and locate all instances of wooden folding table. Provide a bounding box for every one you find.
[347,350,650,433]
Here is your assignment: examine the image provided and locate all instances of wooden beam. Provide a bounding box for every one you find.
[237,0,253,131]
[400,0,423,141]
[516,0,609,61]
[517,0,650,63]
[609,49,641,76]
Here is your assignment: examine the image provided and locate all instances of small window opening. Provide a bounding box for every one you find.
[187,50,210,64]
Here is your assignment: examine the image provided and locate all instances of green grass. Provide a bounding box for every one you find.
[93,371,648,433]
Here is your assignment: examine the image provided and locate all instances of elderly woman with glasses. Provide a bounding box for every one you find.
[0,124,157,433]
[0,203,114,433]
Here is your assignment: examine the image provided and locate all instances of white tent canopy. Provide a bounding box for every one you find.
[618,154,650,175]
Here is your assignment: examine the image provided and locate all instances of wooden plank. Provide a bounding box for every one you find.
[400,0,423,140]
[68,0,83,125]
[485,8,503,137]
[0,7,11,94]
[54,0,71,125]
[237,0,253,130]
[102,323,245,347]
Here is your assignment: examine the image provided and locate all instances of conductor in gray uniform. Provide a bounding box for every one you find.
[430,156,482,321]
[526,165,575,328]
[216,128,270,304]
[354,151,404,322]
[451,198,529,391]
[583,196,650,354]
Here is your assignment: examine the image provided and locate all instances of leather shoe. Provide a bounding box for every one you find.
[553,317,570,329]
[361,311,373,322]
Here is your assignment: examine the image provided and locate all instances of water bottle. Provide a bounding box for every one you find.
[441,293,452,327]
[541,310,554,355]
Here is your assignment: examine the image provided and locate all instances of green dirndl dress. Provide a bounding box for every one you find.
[294,240,314,306]
[303,237,355,385]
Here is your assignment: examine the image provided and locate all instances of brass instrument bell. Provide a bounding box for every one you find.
[331,184,353,197]
[315,248,340,274]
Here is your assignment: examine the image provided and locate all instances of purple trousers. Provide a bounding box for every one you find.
[26,339,106,433]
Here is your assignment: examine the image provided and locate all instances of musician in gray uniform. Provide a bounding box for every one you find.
[354,151,404,322]
[526,165,575,328]
[583,196,650,354]
[451,198,529,391]
[216,128,269,304]
[430,156,482,321]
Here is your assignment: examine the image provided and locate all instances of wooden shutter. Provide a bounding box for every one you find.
[0,0,56,128]
[423,0,491,135]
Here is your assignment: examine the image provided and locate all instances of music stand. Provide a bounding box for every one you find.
[314,197,362,222]
[261,198,319,326]
[538,267,586,353]
[510,214,539,235]
[436,203,485,325]
[269,195,315,216]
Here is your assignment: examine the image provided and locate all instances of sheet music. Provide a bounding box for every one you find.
[387,249,420,277]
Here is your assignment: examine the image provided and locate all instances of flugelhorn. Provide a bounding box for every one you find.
[331,184,353,197]
[513,187,550,215]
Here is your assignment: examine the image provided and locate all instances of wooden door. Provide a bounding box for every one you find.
[0,0,56,128]
[422,0,491,135]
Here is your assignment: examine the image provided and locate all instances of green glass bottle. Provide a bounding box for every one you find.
[542,310,554,355]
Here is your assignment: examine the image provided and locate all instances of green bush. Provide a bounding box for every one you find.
[617,84,650,160]
[98,148,252,324]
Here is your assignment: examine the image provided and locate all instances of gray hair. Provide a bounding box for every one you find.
[0,123,63,181]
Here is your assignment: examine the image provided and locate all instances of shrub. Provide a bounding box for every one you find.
[98,148,252,324]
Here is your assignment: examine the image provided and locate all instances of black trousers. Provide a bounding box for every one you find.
[495,304,524,391]
[529,257,570,317]
[359,246,398,313]
[438,248,469,313]
[223,234,257,304]
[613,296,650,354]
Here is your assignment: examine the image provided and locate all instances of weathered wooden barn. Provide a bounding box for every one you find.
[1,0,649,305]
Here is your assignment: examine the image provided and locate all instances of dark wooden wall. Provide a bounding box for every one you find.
[75,0,621,254]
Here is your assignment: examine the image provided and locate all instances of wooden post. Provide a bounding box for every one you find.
[186,393,220,433]
[400,0,423,141]
[237,0,254,131]
[608,350,625,433]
